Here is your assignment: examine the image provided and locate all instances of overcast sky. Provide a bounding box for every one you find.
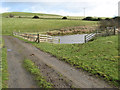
[0,0,120,17]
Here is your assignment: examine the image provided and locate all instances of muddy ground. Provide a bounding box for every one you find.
[3,36,112,88]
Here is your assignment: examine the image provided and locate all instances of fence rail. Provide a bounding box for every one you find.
[13,32,59,43]
[84,26,117,43]
[85,33,96,43]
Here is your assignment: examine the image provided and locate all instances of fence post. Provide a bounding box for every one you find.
[106,27,108,36]
[58,39,60,43]
[84,35,86,43]
[37,34,40,43]
[35,34,40,43]
[114,26,116,35]
[27,34,29,40]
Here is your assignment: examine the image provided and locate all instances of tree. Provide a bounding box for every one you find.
[97,18,102,21]
[9,14,14,18]
[105,18,111,21]
[32,15,39,19]
[112,16,120,28]
[62,16,67,19]
[82,17,93,21]
[83,17,102,21]
[18,16,22,18]
[99,19,118,30]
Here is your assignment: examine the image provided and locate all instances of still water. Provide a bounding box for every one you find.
[53,34,88,44]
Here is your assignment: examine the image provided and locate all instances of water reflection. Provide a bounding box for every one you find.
[54,34,87,44]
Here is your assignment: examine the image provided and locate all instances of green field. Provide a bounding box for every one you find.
[2,12,110,19]
[2,12,61,17]
[2,12,85,19]
[18,35,118,86]
[2,17,97,35]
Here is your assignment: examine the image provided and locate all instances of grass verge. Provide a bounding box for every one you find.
[2,40,9,88]
[23,59,53,88]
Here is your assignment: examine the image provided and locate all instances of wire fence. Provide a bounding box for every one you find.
[84,26,117,43]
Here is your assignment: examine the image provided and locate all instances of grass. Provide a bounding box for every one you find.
[23,59,53,88]
[2,12,61,17]
[2,17,97,35]
[17,35,119,87]
[2,12,110,19]
[1,40,9,88]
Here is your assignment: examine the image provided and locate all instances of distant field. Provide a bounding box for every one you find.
[2,12,110,19]
[2,12,63,19]
[2,12,61,17]
[2,17,97,35]
[3,12,112,35]
[2,12,85,19]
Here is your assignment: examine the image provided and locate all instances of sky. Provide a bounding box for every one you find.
[0,0,120,17]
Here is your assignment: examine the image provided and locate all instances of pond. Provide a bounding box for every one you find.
[53,34,88,44]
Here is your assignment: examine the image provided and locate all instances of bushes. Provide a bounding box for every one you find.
[18,16,22,18]
[112,16,120,20]
[82,17,93,21]
[82,17,102,21]
[105,18,111,21]
[97,18,102,21]
[9,14,14,18]
[99,17,119,29]
[33,15,39,19]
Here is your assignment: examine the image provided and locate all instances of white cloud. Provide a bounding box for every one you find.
[1,0,120,2]
[23,5,83,16]
[118,1,120,16]
[23,5,45,13]
[0,7,10,13]
[23,1,119,17]
[1,0,120,17]
[86,2,118,17]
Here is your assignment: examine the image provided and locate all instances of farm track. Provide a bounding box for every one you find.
[3,35,112,88]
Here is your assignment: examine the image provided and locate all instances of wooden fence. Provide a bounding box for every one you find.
[13,32,60,43]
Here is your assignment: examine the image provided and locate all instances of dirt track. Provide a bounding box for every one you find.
[3,35,112,88]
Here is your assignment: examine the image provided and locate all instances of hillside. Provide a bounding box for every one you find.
[2,12,110,19]
[2,12,62,17]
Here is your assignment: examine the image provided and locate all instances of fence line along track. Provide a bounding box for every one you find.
[13,32,59,43]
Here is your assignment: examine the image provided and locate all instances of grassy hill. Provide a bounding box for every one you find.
[2,12,110,19]
[2,12,62,17]
[2,12,84,19]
